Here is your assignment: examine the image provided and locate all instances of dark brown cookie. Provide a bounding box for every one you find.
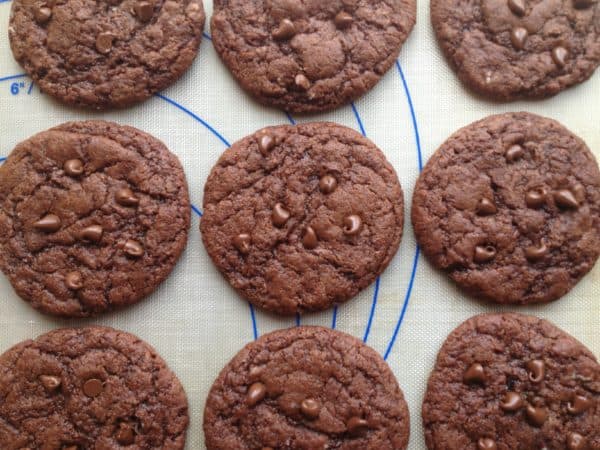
[412,112,600,305]
[200,122,404,315]
[211,0,416,113]
[431,0,600,100]
[204,326,410,450]
[422,313,599,450]
[0,326,189,449]
[8,0,205,109]
[0,121,190,317]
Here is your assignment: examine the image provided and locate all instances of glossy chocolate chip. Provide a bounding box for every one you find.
[554,189,578,209]
[500,392,524,411]
[525,242,548,262]
[65,271,83,290]
[347,416,369,434]
[295,74,311,91]
[573,0,596,7]
[83,378,103,397]
[300,398,321,419]
[302,226,318,249]
[525,405,547,427]
[233,233,251,254]
[477,198,497,215]
[95,33,113,54]
[552,46,568,68]
[525,188,547,208]
[34,214,61,232]
[124,240,144,258]
[246,382,267,407]
[272,203,290,227]
[81,225,103,242]
[478,438,497,450]
[343,215,362,236]
[257,132,276,156]
[508,0,526,15]
[272,18,296,40]
[526,360,545,383]
[115,188,139,207]
[567,394,593,415]
[134,1,153,22]
[463,363,486,384]
[40,375,61,392]
[34,5,52,23]
[64,159,84,176]
[506,144,524,162]
[334,11,353,28]
[511,27,528,50]
[567,432,586,450]
[319,175,337,194]
[115,423,135,445]
[474,245,496,263]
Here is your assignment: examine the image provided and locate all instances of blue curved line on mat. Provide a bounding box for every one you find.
[0,157,6,163]
[191,204,203,217]
[249,304,258,340]
[331,305,338,329]
[285,112,296,125]
[382,61,424,361]
[0,73,27,83]
[0,0,12,4]
[203,32,212,41]
[350,102,366,137]
[295,313,301,327]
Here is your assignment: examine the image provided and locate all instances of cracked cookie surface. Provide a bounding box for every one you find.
[200,122,404,315]
[0,326,189,449]
[8,0,205,109]
[422,313,599,450]
[204,326,410,450]
[431,0,600,100]
[0,120,190,317]
[412,112,600,305]
[210,0,416,113]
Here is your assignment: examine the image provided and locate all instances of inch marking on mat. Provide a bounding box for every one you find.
[0,74,27,83]
[383,61,424,361]
[191,204,203,217]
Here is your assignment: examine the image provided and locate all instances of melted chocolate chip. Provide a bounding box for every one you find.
[115,423,135,445]
[83,378,103,397]
[246,382,267,407]
[552,46,568,68]
[95,33,114,54]
[508,0,526,15]
[80,225,103,242]
[347,416,369,435]
[478,438,497,450]
[34,5,52,23]
[477,198,497,215]
[567,432,586,450]
[319,175,337,194]
[65,271,83,290]
[295,74,311,91]
[272,18,296,40]
[526,360,545,383]
[567,394,592,415]
[300,398,321,419]
[40,375,61,392]
[115,188,139,207]
[272,203,290,227]
[124,240,144,258]
[34,214,61,232]
[257,132,276,156]
[134,1,154,22]
[506,144,524,162]
[510,27,528,50]
[474,245,496,263]
[525,188,547,208]
[233,233,251,254]
[64,159,84,176]
[334,11,353,28]
[525,242,548,262]
[573,0,595,7]
[554,189,578,209]
[343,215,362,236]
[302,226,318,249]
[500,391,524,411]
[525,405,547,427]
[463,363,486,384]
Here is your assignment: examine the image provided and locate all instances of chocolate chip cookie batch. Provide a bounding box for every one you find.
[1,0,598,449]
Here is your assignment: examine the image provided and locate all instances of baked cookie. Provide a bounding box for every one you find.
[200,122,404,315]
[431,0,600,100]
[8,0,205,109]
[204,326,410,450]
[211,0,416,113]
[0,326,189,449]
[0,121,190,317]
[412,112,600,305]
[422,313,599,450]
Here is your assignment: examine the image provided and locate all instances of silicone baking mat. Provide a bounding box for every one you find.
[0,1,598,448]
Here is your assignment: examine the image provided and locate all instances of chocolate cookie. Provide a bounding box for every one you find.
[0,121,190,317]
[200,122,404,315]
[412,112,600,305]
[8,0,205,109]
[204,326,410,450]
[0,326,189,449]
[422,313,599,450]
[431,0,600,100]
[211,0,416,113]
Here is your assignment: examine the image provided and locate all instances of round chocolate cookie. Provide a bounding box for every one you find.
[8,0,205,109]
[0,326,189,449]
[0,121,190,317]
[211,0,416,113]
[412,112,600,305]
[422,313,599,450]
[200,122,404,315]
[431,0,600,100]
[204,326,410,450]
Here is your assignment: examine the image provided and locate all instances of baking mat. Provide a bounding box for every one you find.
[0,1,599,448]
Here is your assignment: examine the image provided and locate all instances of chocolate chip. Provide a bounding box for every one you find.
[476,198,497,215]
[96,33,114,54]
[554,189,578,209]
[115,423,135,445]
[510,27,528,50]
[124,240,144,258]
[474,245,496,263]
[463,363,486,384]
[34,5,52,23]
[478,438,497,450]
[347,416,369,434]
[567,394,592,415]
[64,159,84,176]
[508,0,526,15]
[272,203,290,227]
[552,46,568,68]
[302,226,318,249]
[319,175,337,194]
[272,18,296,40]
[300,398,321,419]
[134,1,153,22]
[65,271,83,290]
[80,225,103,242]
[334,11,353,28]
[525,242,548,262]
[63,446,78,450]
[34,214,61,232]
[525,405,547,427]
[233,233,251,254]
[567,432,586,450]
[526,360,545,383]
[525,188,547,208]
[40,375,61,392]
[83,378,103,397]
[506,144,524,162]
[343,215,362,236]
[246,382,266,407]
[257,132,276,155]
[115,188,139,207]
[500,391,524,411]
[295,74,311,91]
[573,0,596,8]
